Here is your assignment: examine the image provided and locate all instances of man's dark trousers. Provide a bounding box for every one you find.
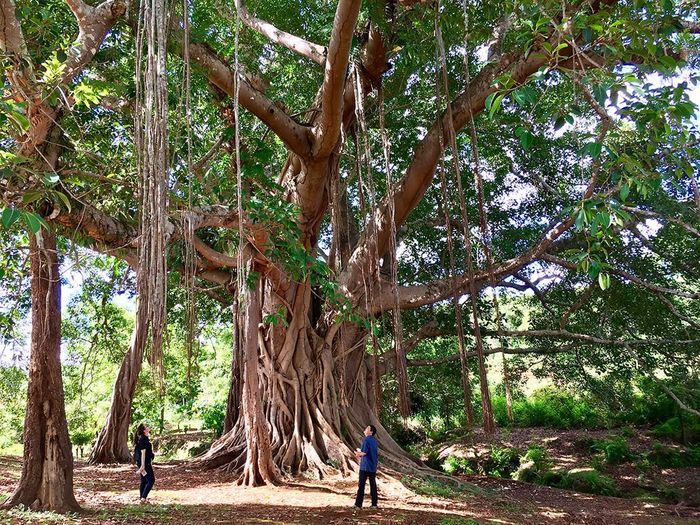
[355,469,377,507]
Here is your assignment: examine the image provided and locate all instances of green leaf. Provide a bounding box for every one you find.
[485,92,497,112]
[515,127,535,149]
[1,207,21,229]
[23,211,42,233]
[620,184,630,201]
[582,142,603,159]
[53,191,72,212]
[488,94,505,119]
[22,190,45,204]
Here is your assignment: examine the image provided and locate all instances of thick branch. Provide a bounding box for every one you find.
[501,329,700,347]
[659,383,700,418]
[193,235,238,268]
[313,0,362,156]
[371,215,576,311]
[0,0,35,95]
[407,345,577,367]
[621,205,700,238]
[680,20,700,34]
[340,48,556,297]
[185,41,312,157]
[542,253,700,299]
[235,0,325,65]
[61,0,128,83]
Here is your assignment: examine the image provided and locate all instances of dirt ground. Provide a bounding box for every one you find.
[1,455,699,525]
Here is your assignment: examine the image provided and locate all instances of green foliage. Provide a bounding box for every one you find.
[512,445,555,483]
[646,443,700,468]
[652,417,700,444]
[442,447,521,478]
[0,366,26,450]
[493,388,602,429]
[200,401,226,437]
[442,455,474,476]
[558,469,618,496]
[591,436,635,465]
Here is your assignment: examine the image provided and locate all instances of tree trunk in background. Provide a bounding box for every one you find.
[89,320,145,464]
[3,230,80,512]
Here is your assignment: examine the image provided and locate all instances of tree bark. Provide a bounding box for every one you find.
[223,300,243,435]
[89,320,146,464]
[3,230,80,512]
[196,270,434,483]
[238,271,279,485]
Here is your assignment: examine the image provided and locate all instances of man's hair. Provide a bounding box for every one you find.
[369,425,377,436]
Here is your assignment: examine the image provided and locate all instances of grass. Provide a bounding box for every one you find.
[2,504,81,523]
[0,443,24,456]
[97,503,183,520]
[439,519,483,525]
[402,476,492,500]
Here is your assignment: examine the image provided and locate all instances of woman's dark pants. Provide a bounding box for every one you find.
[140,464,155,499]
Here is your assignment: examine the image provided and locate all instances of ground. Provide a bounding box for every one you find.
[1,454,699,524]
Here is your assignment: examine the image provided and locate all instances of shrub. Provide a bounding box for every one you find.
[646,443,700,468]
[507,388,603,429]
[591,436,635,465]
[652,417,700,445]
[442,447,521,478]
[512,445,554,483]
[647,443,684,468]
[492,395,511,427]
[559,468,618,496]
[483,446,521,478]
[188,442,210,457]
[200,402,226,437]
[442,455,473,475]
[541,470,564,486]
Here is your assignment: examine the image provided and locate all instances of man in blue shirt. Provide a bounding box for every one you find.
[354,424,379,508]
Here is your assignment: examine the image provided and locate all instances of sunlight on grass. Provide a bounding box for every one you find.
[97,503,185,520]
[439,518,482,525]
[0,444,24,456]
[2,504,80,523]
[402,476,493,500]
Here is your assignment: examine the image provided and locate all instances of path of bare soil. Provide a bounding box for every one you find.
[0,455,699,525]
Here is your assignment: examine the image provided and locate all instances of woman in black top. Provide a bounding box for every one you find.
[135,423,155,503]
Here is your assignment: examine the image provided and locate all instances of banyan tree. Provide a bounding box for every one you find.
[1,0,699,510]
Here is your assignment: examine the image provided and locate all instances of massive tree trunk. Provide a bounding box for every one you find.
[198,267,430,483]
[89,321,145,464]
[3,230,80,512]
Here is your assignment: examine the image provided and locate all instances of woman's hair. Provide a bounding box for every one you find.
[134,423,147,445]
